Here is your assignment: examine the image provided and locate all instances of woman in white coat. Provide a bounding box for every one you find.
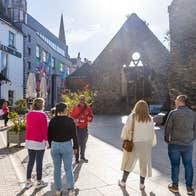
[119,100,156,190]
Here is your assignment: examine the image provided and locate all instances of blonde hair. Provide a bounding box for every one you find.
[32,98,45,110]
[132,100,151,123]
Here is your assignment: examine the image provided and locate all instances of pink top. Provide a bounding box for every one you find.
[26,111,48,142]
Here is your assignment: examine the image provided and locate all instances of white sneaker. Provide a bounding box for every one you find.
[55,189,62,196]
[118,180,126,188]
[140,184,145,190]
[68,188,75,196]
[25,181,33,189]
[35,181,48,189]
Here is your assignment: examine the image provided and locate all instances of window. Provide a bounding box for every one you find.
[9,31,15,48]
[60,63,63,72]
[27,62,31,70]
[42,50,46,62]
[28,35,31,42]
[19,10,24,22]
[1,52,8,77]
[51,57,55,69]
[36,46,40,58]
[28,48,31,56]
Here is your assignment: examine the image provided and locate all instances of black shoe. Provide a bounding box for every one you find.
[81,157,88,163]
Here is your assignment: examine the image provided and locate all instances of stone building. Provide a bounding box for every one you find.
[168,0,196,109]
[91,14,170,114]
[65,62,92,92]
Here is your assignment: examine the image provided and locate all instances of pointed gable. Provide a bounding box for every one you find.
[91,13,170,114]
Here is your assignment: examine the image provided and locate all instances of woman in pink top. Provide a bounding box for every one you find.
[25,98,48,189]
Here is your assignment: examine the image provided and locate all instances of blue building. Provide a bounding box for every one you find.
[0,0,72,108]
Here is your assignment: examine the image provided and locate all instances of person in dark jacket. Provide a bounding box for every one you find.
[165,95,196,195]
[48,102,78,196]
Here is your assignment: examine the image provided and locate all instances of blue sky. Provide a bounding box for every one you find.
[27,0,173,61]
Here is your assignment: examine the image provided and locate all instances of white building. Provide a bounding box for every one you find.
[0,16,23,105]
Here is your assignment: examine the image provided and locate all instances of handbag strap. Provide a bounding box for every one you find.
[130,114,135,141]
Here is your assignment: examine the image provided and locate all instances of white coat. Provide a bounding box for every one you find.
[121,113,156,177]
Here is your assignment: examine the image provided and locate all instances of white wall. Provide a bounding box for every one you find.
[0,18,23,103]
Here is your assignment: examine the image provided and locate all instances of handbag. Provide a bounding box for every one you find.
[122,114,135,152]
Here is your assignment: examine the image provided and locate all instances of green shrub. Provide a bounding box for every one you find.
[14,99,29,115]
[8,112,26,133]
[61,86,96,115]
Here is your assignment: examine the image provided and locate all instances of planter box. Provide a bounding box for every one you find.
[7,130,25,147]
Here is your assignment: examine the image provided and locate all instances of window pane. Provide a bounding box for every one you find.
[1,52,8,77]
[51,57,55,68]
[9,31,15,47]
[36,46,40,58]
[43,50,46,62]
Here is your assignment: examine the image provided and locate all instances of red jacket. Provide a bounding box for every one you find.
[2,105,9,114]
[70,104,93,128]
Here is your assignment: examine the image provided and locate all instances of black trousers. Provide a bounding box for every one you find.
[75,127,88,160]
[3,113,8,126]
[27,149,45,180]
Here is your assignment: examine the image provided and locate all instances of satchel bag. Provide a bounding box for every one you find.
[122,114,135,152]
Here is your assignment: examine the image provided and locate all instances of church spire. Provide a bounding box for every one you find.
[59,13,66,44]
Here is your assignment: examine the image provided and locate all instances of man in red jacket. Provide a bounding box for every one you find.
[70,95,93,163]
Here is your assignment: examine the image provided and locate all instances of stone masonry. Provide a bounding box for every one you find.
[168,0,196,109]
[91,14,170,114]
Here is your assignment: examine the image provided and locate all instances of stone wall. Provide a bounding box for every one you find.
[169,0,196,110]
[91,14,170,114]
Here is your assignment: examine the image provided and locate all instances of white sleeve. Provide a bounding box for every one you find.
[121,114,133,140]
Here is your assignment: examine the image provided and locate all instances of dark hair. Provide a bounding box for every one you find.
[55,102,67,116]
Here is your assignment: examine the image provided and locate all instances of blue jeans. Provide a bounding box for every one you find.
[168,144,193,188]
[51,141,74,190]
[27,149,45,180]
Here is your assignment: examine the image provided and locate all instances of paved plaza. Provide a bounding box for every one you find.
[0,116,195,196]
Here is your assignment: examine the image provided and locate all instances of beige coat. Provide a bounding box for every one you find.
[121,114,156,177]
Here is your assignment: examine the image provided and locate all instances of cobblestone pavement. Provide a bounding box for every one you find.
[0,125,22,196]
[0,116,196,196]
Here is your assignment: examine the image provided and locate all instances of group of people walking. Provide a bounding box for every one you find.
[25,95,93,196]
[23,94,195,195]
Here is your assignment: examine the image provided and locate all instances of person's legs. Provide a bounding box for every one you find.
[168,144,181,186]
[75,127,81,162]
[122,171,129,183]
[51,142,63,190]
[27,149,36,180]
[4,113,8,126]
[35,150,45,181]
[80,128,88,160]
[62,141,74,189]
[140,176,145,184]
[181,145,193,189]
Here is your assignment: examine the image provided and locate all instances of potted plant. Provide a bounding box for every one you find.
[7,112,26,147]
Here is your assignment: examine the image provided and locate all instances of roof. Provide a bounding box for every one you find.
[67,63,91,78]
[0,13,23,34]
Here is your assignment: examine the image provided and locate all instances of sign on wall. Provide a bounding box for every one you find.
[0,44,22,58]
